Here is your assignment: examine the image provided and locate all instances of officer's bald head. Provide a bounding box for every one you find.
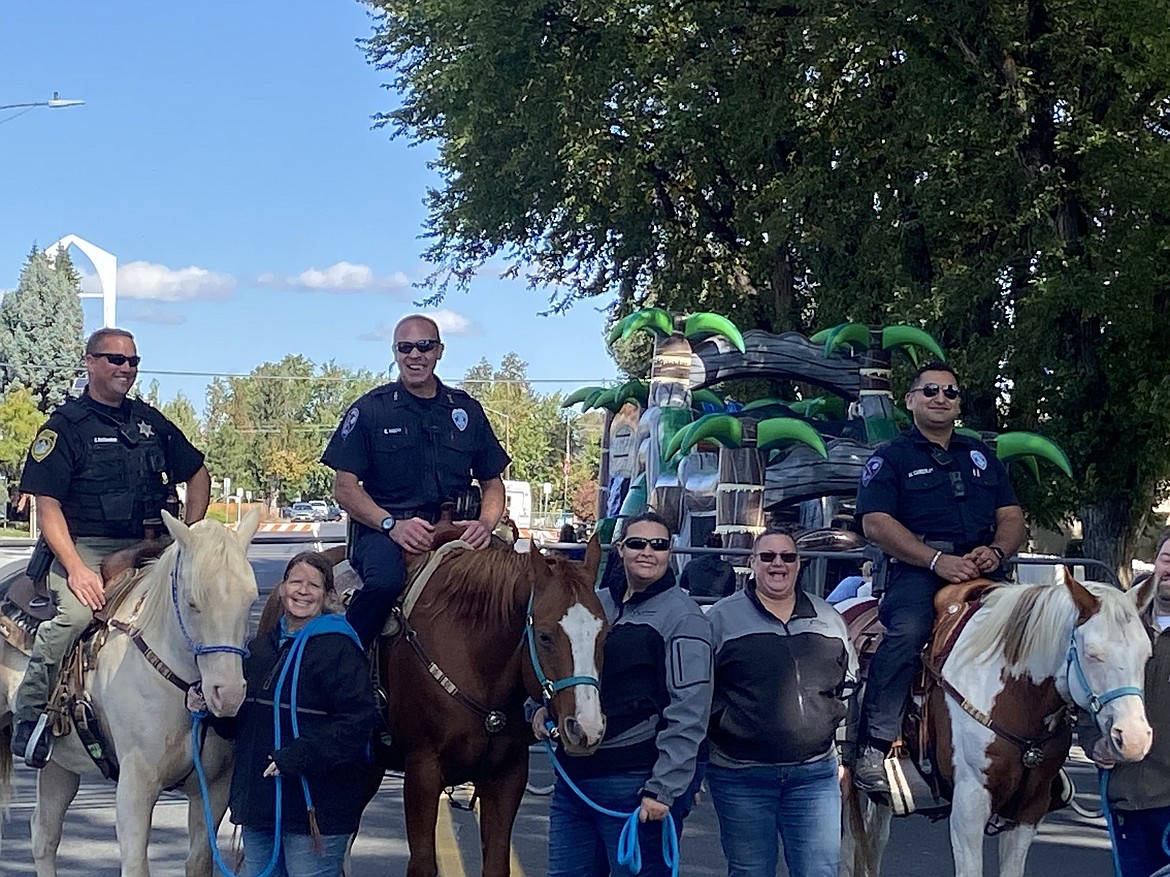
[394,315,442,343]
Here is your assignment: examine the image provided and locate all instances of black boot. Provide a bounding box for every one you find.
[852,745,890,794]
[14,714,53,769]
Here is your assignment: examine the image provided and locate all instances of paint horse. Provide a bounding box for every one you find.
[843,569,1155,877]
[0,510,261,877]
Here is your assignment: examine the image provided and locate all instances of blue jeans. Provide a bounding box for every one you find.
[707,757,841,877]
[241,827,350,877]
[1111,805,1170,877]
[547,770,698,877]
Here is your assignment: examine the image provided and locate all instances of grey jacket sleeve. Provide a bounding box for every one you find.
[642,609,714,807]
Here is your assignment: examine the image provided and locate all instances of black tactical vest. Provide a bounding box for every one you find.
[57,398,171,539]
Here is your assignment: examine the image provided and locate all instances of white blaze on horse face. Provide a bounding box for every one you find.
[559,602,606,744]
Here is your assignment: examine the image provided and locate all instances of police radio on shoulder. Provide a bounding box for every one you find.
[380,515,396,535]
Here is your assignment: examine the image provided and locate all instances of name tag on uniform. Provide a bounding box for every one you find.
[383,427,403,435]
[907,467,934,478]
[93,436,119,443]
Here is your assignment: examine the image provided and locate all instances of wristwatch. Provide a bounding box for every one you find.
[380,515,396,535]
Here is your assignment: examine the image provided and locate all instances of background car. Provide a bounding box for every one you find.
[308,500,342,521]
[290,502,317,522]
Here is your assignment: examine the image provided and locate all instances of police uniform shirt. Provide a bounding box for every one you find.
[855,426,1017,554]
[20,393,205,537]
[321,380,510,512]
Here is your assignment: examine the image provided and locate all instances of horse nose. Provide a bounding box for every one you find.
[207,682,246,717]
[1111,722,1153,761]
[562,717,586,748]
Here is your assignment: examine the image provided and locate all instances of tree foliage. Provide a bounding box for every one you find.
[365,0,1170,569]
[0,387,45,480]
[203,357,379,508]
[0,247,85,411]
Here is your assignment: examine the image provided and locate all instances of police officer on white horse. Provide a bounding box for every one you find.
[11,328,211,766]
[321,314,510,649]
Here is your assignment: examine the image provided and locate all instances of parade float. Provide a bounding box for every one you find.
[563,310,1072,587]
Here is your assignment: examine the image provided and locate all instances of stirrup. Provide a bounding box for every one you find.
[23,713,54,769]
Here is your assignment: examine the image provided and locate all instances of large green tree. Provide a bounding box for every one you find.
[365,0,1170,570]
[0,246,85,411]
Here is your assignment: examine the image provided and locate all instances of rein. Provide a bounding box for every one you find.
[398,608,510,734]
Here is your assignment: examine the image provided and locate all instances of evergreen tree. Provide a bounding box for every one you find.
[0,246,85,412]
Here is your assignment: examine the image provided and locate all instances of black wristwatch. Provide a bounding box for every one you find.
[380,515,396,536]
[989,545,1005,562]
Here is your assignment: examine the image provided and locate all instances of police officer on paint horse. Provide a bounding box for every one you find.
[851,361,1025,794]
[321,314,510,649]
[11,328,211,767]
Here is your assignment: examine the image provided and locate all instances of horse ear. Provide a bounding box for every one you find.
[583,534,602,582]
[1131,572,1157,615]
[162,509,195,549]
[235,509,261,546]
[1062,566,1101,625]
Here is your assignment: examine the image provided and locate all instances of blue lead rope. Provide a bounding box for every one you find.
[191,615,362,877]
[540,724,679,877]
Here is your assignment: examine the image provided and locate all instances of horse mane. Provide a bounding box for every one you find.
[420,546,535,628]
[130,521,251,629]
[956,579,1131,672]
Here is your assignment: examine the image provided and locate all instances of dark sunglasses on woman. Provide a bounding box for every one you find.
[909,383,961,400]
[623,537,671,552]
[755,551,799,564]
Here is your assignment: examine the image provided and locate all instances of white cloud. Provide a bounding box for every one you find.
[358,309,478,343]
[81,262,236,301]
[257,261,411,295]
[123,305,187,326]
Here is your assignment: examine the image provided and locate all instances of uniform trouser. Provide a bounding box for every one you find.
[860,573,938,746]
[346,529,407,650]
[13,536,137,723]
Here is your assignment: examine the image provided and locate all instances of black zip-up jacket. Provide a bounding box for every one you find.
[222,623,379,835]
[707,586,857,766]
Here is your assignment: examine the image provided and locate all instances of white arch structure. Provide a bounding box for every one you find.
[46,234,116,328]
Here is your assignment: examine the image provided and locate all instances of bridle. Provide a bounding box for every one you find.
[1065,627,1144,730]
[524,588,601,706]
[170,548,249,661]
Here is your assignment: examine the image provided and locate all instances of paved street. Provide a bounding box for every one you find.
[4,531,1119,875]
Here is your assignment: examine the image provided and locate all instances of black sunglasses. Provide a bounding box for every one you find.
[755,551,799,564]
[623,537,671,552]
[89,352,141,367]
[395,339,441,355]
[910,382,961,400]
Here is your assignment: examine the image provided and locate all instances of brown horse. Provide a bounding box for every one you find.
[263,537,608,877]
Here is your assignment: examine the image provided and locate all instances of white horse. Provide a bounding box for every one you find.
[0,509,261,877]
[843,570,1155,877]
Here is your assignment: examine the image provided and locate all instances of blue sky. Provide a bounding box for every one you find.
[0,2,621,409]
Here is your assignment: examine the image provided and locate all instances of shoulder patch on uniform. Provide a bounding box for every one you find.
[452,407,468,432]
[970,449,988,471]
[341,406,360,439]
[861,456,884,487]
[30,429,58,463]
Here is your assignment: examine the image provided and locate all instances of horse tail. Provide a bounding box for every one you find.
[842,781,881,877]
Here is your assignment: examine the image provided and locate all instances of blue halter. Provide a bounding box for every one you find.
[171,548,250,660]
[524,588,601,704]
[1065,629,1144,728]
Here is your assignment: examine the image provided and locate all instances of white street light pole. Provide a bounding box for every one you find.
[0,92,85,112]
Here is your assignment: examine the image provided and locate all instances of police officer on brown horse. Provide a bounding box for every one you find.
[322,314,510,649]
[11,328,211,767]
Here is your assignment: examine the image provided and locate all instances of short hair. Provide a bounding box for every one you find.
[623,511,673,536]
[1155,529,1170,557]
[86,328,135,354]
[394,314,442,343]
[282,551,336,593]
[908,360,959,390]
[752,525,801,553]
